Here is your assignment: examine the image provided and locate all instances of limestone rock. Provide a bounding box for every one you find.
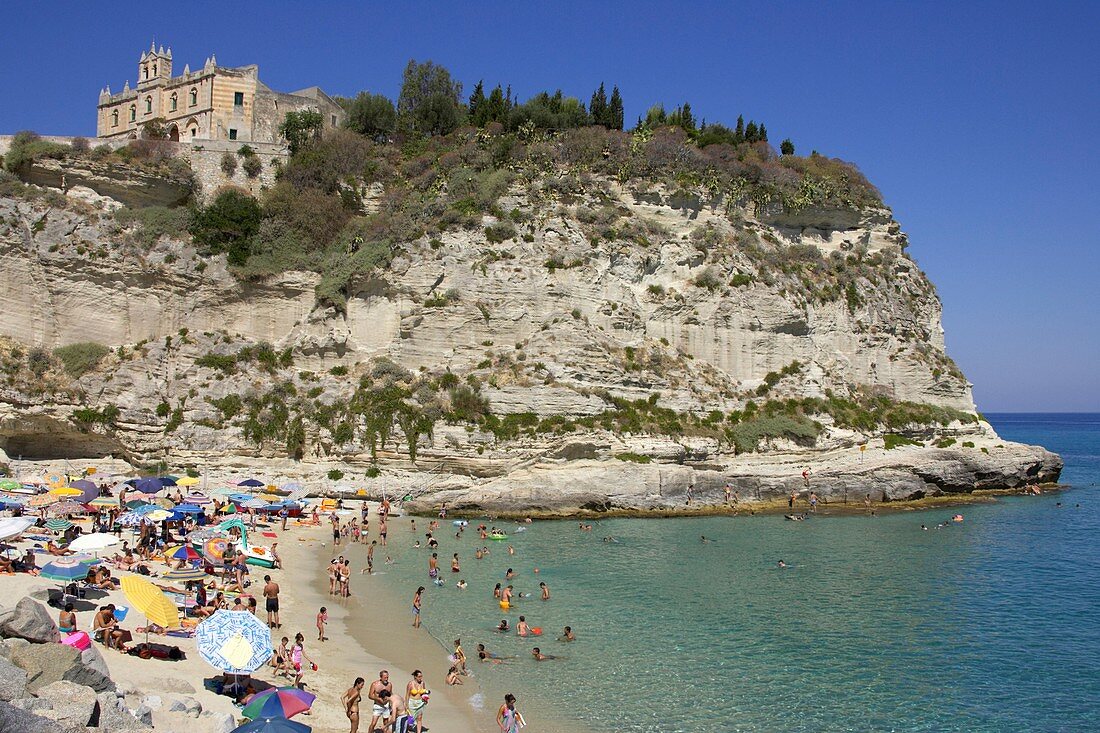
[140,694,162,710]
[0,637,30,660]
[33,680,98,728]
[95,691,154,732]
[0,655,28,701]
[168,695,202,717]
[81,642,111,680]
[198,710,237,733]
[10,641,115,693]
[0,599,60,644]
[0,699,84,733]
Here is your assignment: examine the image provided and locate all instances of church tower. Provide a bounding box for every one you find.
[137,42,172,87]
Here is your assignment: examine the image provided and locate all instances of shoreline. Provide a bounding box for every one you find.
[428,483,1068,520]
[277,518,494,733]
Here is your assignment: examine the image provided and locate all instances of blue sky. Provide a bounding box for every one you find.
[2,1,1097,411]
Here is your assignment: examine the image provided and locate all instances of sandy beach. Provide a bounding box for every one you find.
[0,502,494,733]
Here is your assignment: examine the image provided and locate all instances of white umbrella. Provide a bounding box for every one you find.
[68,532,122,553]
[0,517,36,541]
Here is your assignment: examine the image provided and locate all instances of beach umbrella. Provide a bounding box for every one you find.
[210,487,237,497]
[196,610,273,674]
[161,566,209,583]
[68,479,99,502]
[241,687,316,720]
[166,545,202,562]
[237,479,265,488]
[40,556,92,581]
[0,517,36,540]
[0,496,26,510]
[118,511,154,527]
[49,487,83,497]
[241,498,267,510]
[231,718,312,733]
[145,510,173,522]
[0,479,22,491]
[152,498,175,509]
[28,493,59,508]
[48,501,90,516]
[68,533,121,553]
[45,518,75,533]
[184,494,212,505]
[172,504,204,514]
[121,575,181,636]
[89,496,120,509]
[203,537,231,563]
[176,476,201,487]
[134,478,163,494]
[131,503,160,515]
[218,504,238,514]
[229,493,255,504]
[161,475,179,484]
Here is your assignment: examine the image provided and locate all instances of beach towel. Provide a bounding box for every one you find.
[129,642,184,661]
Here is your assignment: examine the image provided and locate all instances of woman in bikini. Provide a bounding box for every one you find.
[58,603,77,635]
[412,587,424,628]
[405,670,429,733]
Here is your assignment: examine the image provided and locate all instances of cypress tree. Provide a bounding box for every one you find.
[679,102,695,132]
[468,80,486,126]
[590,82,608,127]
[758,123,768,142]
[608,86,625,130]
[780,138,795,155]
[745,121,758,142]
[734,115,745,143]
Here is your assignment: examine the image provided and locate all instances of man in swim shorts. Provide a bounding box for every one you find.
[262,575,281,628]
[367,670,392,732]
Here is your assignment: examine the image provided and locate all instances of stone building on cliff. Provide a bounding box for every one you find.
[96,42,343,145]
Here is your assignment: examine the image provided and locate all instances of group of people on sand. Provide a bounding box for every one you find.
[341,669,434,733]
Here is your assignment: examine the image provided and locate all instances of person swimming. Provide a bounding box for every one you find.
[777,560,787,568]
[558,626,575,642]
[531,647,558,660]
[497,619,510,632]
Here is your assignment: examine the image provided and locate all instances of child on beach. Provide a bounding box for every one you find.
[290,632,317,687]
[316,607,328,641]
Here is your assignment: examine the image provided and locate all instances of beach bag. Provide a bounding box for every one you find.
[61,631,91,651]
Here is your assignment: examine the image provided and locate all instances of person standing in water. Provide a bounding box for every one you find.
[405,670,429,733]
[496,693,523,733]
[412,586,424,628]
[540,581,550,600]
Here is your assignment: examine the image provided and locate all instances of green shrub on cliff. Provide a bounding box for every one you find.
[189,189,262,266]
[3,131,69,175]
[884,433,921,450]
[114,206,190,247]
[53,342,109,378]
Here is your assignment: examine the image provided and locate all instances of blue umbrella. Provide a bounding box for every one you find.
[68,479,99,503]
[237,479,265,488]
[196,610,273,674]
[159,476,178,487]
[133,504,160,515]
[231,718,311,733]
[134,478,163,494]
[172,504,203,514]
[228,493,255,504]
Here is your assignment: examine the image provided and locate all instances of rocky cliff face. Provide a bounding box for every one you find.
[0,172,1062,510]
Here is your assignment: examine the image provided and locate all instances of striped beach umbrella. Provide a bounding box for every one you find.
[118,511,153,527]
[184,494,213,505]
[161,566,210,582]
[196,610,273,674]
[241,687,316,720]
[166,544,201,562]
[121,575,180,633]
[202,537,231,563]
[44,518,74,532]
[89,496,120,509]
[40,556,91,581]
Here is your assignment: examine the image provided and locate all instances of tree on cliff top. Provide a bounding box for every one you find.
[342,92,397,142]
[397,60,463,136]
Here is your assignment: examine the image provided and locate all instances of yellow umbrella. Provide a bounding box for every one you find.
[120,575,180,630]
[50,487,83,497]
[258,493,279,502]
[145,509,173,522]
[85,467,98,475]
[176,476,201,487]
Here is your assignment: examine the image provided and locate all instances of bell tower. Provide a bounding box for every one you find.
[138,41,172,86]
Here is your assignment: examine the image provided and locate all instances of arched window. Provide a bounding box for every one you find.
[129,105,136,122]
[112,110,119,127]
[189,88,197,107]
[169,93,177,112]
[143,65,148,80]
[152,63,157,76]
[145,96,152,114]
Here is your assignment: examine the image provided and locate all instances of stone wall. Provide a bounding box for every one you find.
[182,139,284,199]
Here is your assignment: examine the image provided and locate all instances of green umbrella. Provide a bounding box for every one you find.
[0,479,21,491]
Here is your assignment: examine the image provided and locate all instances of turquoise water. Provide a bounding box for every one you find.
[383,414,1100,732]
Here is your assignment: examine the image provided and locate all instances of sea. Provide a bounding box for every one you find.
[373,413,1099,732]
